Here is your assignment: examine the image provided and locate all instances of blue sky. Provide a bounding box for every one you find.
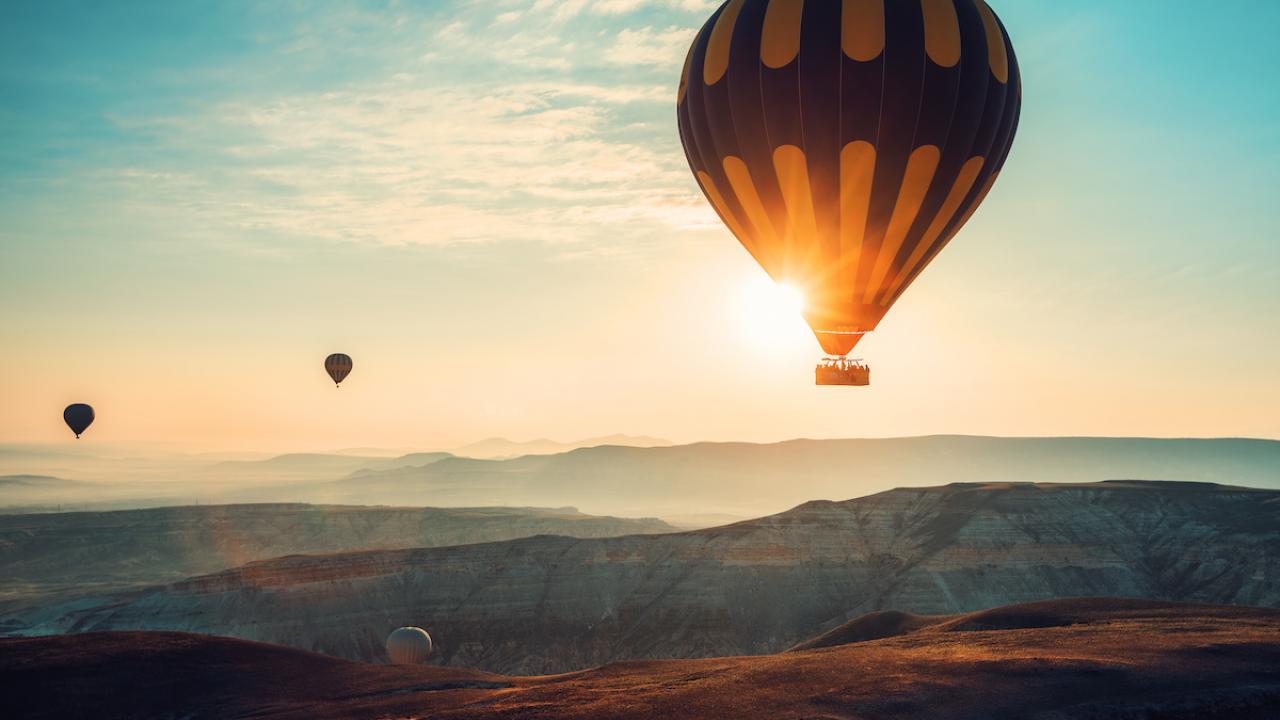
[2,0,1278,450]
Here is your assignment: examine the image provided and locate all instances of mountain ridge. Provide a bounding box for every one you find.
[311,436,1280,516]
[446,434,673,459]
[6,436,1278,516]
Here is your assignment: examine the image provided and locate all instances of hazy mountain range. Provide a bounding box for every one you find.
[251,436,1280,517]
[0,434,671,508]
[20,480,1280,674]
[448,434,673,459]
[5,436,1277,519]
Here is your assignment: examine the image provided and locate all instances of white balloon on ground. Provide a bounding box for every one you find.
[385,626,433,664]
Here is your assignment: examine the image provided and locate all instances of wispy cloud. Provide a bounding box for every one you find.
[75,1,717,252]
[605,26,695,67]
[115,79,700,247]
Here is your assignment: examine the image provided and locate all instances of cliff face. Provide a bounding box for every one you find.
[0,503,672,603]
[27,482,1280,674]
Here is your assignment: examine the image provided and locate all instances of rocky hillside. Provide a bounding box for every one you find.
[6,599,1280,719]
[24,481,1280,674]
[0,503,672,604]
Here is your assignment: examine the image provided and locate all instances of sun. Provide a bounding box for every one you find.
[736,274,811,352]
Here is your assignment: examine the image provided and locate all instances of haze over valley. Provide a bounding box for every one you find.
[4,435,1278,519]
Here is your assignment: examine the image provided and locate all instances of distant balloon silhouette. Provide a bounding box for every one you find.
[63,404,95,439]
[678,0,1021,385]
[385,626,432,665]
[324,353,353,388]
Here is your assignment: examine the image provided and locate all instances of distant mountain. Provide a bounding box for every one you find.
[370,452,455,470]
[287,435,1280,517]
[34,480,1280,674]
[0,475,93,507]
[211,452,455,482]
[332,447,424,458]
[0,503,671,613]
[448,434,673,459]
[0,474,77,487]
[0,445,118,481]
[659,512,749,530]
[6,437,1277,517]
[8,599,1280,719]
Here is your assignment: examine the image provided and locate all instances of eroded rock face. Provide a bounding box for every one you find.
[0,504,672,602]
[29,482,1280,674]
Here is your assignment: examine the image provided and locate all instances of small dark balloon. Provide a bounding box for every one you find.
[325,353,353,387]
[63,403,95,439]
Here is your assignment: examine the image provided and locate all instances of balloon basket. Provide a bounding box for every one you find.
[816,357,870,386]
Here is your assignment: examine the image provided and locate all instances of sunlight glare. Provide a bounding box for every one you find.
[736,275,812,353]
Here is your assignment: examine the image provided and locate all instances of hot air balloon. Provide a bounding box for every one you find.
[63,403,95,439]
[678,0,1020,385]
[324,353,353,388]
[385,626,433,664]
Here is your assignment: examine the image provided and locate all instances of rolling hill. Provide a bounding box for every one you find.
[5,599,1279,719]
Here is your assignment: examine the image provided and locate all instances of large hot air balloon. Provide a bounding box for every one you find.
[678,0,1020,385]
[63,403,95,439]
[324,353,353,388]
[385,626,433,664]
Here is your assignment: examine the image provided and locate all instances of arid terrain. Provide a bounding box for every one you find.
[15,480,1280,673]
[5,599,1279,720]
[0,503,670,629]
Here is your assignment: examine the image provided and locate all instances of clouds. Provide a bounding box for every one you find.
[207,80,695,246]
[605,26,695,68]
[523,0,717,22]
[21,0,719,254]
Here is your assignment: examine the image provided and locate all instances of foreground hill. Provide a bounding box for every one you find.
[291,436,1280,516]
[0,504,671,607]
[27,481,1280,673]
[5,599,1279,719]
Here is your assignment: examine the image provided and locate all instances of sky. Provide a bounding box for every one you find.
[1,0,1278,452]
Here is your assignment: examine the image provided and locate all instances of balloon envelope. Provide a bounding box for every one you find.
[386,626,432,665]
[63,404,95,439]
[324,353,353,387]
[677,0,1021,355]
